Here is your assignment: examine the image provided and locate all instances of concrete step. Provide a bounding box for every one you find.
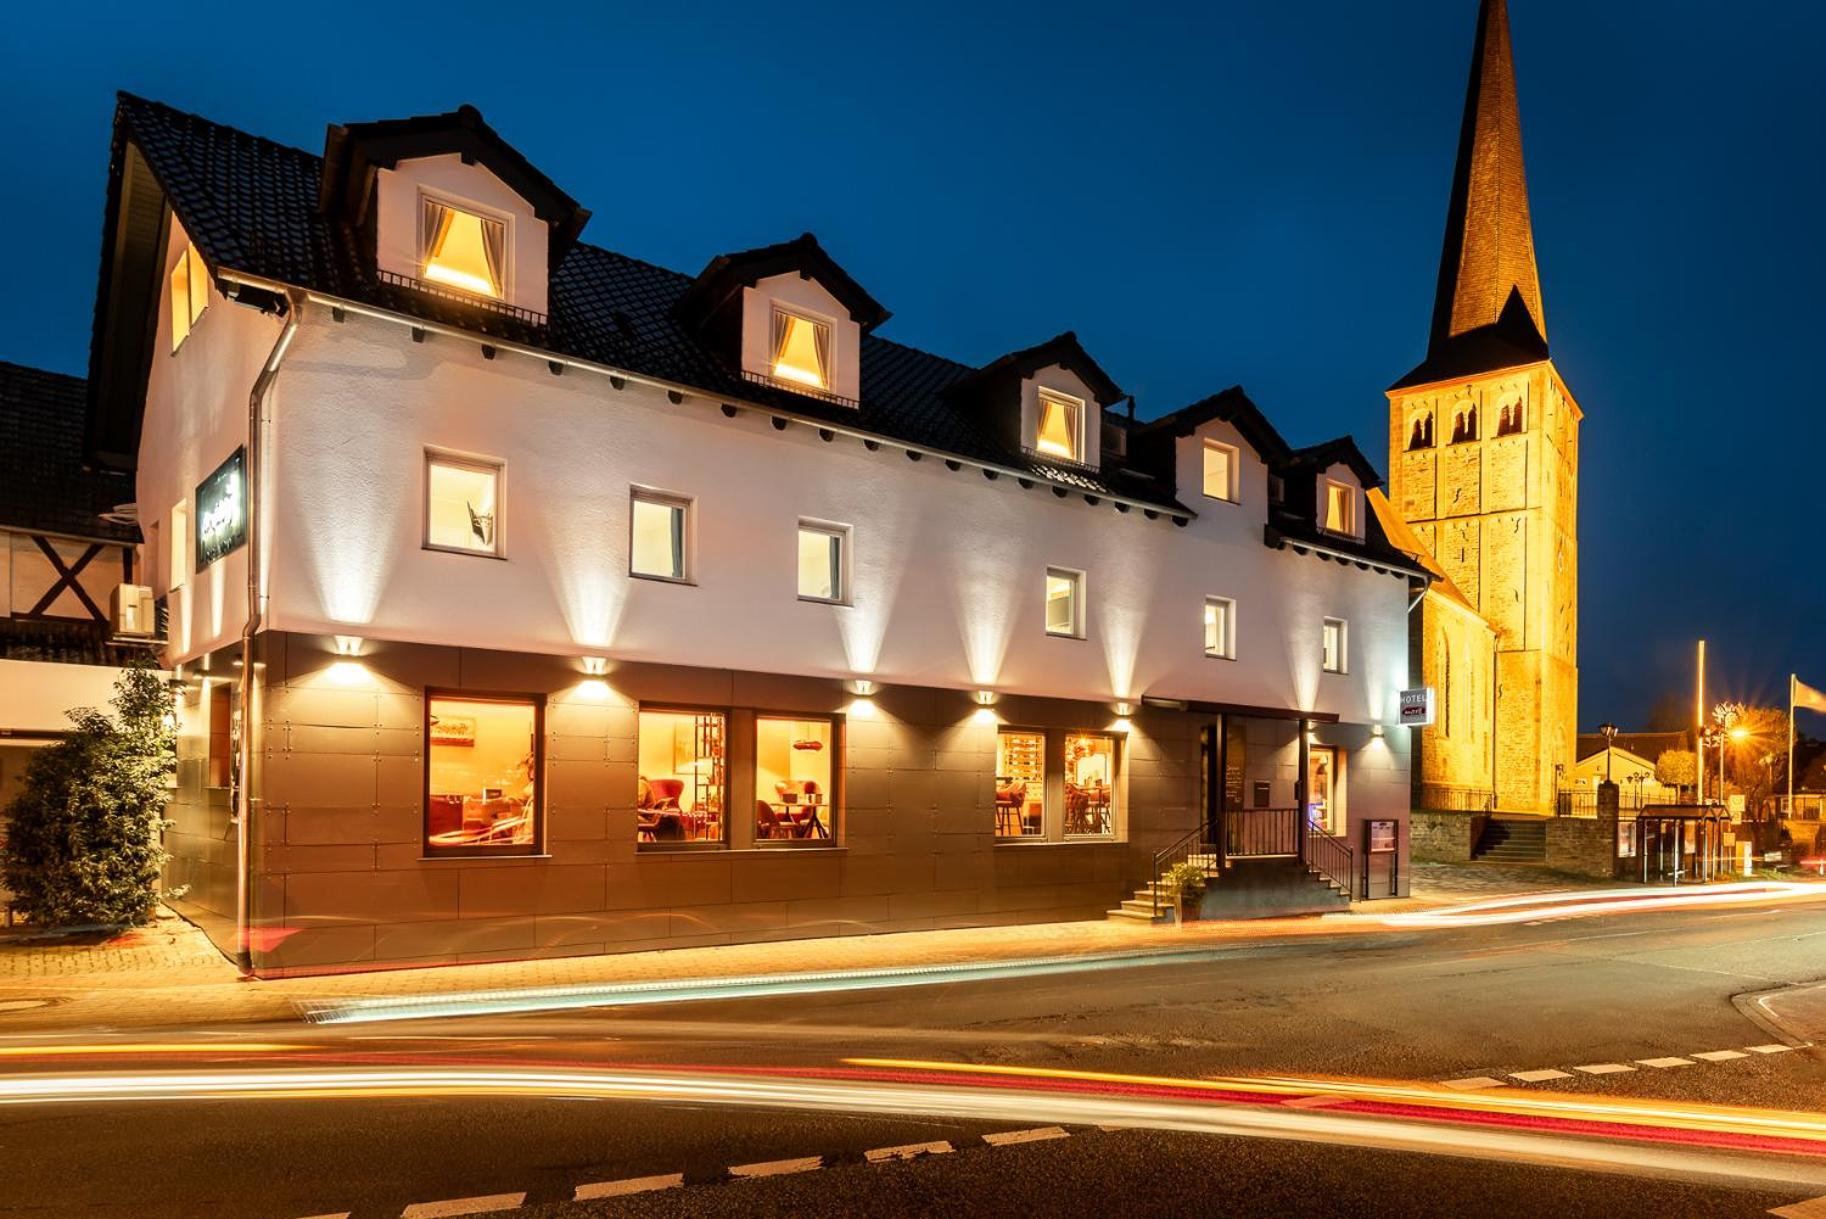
[1106,906,1165,922]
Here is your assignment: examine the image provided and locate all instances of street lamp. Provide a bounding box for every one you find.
[1599,721,1618,782]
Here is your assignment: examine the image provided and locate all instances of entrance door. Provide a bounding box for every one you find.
[1307,747,1341,834]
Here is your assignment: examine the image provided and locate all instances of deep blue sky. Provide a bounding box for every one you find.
[3,0,1821,726]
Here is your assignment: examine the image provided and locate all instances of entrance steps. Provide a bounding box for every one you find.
[1472,815,1548,863]
[1107,856,1348,923]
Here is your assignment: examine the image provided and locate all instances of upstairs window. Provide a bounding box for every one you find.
[420,196,506,298]
[168,241,209,352]
[1204,596,1235,659]
[1322,617,1348,674]
[425,452,503,557]
[168,500,190,590]
[1202,440,1239,502]
[1323,480,1356,536]
[771,308,832,390]
[796,521,848,603]
[631,489,691,582]
[1045,567,1084,638]
[1035,389,1085,463]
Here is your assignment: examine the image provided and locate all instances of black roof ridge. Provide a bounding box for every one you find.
[0,357,84,384]
[118,91,323,163]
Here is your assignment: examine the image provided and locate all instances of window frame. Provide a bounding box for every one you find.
[1044,566,1086,640]
[1322,617,1349,675]
[1062,730,1120,840]
[994,727,1049,841]
[636,703,731,851]
[421,688,546,859]
[752,711,844,848]
[1202,439,1240,503]
[1322,479,1357,537]
[423,449,506,559]
[769,304,837,393]
[628,487,694,584]
[795,519,851,605]
[1034,388,1087,465]
[417,190,512,301]
[1203,596,1236,660]
[168,500,190,591]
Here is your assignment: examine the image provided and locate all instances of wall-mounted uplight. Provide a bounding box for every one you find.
[334,635,365,658]
[581,655,609,676]
[973,689,998,707]
[1112,700,1135,717]
[845,678,878,698]
[1371,722,1385,738]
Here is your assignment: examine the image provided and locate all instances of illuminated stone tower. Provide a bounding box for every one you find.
[1388,0,1579,815]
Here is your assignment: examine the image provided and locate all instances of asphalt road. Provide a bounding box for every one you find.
[4,899,1826,1218]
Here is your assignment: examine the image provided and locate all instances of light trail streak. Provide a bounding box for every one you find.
[0,1043,301,1058]
[1,1063,1823,1192]
[1378,882,1826,929]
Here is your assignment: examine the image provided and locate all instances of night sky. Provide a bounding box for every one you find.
[3,0,1821,727]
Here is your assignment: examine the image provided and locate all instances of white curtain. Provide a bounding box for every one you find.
[421,198,451,264]
[480,217,506,295]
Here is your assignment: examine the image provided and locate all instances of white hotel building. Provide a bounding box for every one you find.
[81,97,1425,974]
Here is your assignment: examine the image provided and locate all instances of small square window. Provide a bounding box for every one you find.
[169,241,208,352]
[772,308,832,391]
[1045,567,1084,638]
[1204,597,1235,659]
[631,490,690,582]
[1035,389,1085,463]
[425,692,542,855]
[421,196,506,298]
[1202,440,1238,502]
[1322,617,1348,674]
[425,453,503,556]
[1323,480,1356,535]
[797,521,847,603]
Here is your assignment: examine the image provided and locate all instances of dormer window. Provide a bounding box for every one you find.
[771,308,832,391]
[1323,480,1356,535]
[1035,389,1085,463]
[420,196,506,298]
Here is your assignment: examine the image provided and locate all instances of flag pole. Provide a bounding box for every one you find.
[1790,674,1797,818]
[1696,640,1707,804]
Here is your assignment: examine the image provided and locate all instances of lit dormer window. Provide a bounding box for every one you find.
[1323,479,1356,535]
[169,240,209,352]
[771,308,832,390]
[420,196,506,298]
[1035,389,1085,463]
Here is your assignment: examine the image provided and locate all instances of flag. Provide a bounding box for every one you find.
[1796,676,1826,716]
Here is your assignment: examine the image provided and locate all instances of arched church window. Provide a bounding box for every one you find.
[1497,400,1524,436]
[1408,413,1434,451]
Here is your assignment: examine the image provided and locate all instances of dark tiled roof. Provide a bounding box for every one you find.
[112,94,1180,512]
[1575,731,1693,765]
[0,361,137,542]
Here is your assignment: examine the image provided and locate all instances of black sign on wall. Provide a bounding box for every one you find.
[195,447,247,572]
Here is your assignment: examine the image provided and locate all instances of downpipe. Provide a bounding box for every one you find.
[235,290,304,976]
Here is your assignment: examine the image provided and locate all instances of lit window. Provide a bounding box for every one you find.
[168,241,208,352]
[1045,567,1083,638]
[169,500,190,590]
[1035,389,1085,462]
[420,197,505,298]
[995,729,1046,839]
[1064,732,1116,837]
[424,692,541,855]
[631,490,690,581]
[425,453,502,556]
[771,309,832,390]
[1322,617,1348,674]
[1204,597,1234,659]
[1323,480,1356,535]
[755,716,836,843]
[797,522,847,602]
[1202,440,1238,502]
[637,709,727,846]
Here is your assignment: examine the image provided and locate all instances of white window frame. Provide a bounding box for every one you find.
[1322,617,1349,675]
[1202,439,1240,503]
[629,487,694,584]
[796,519,850,605]
[1034,388,1087,465]
[168,500,190,590]
[1322,478,1357,537]
[1044,566,1086,640]
[1204,596,1236,660]
[423,450,506,559]
[769,304,838,393]
[418,190,513,300]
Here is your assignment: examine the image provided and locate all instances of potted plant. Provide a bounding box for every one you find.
[1163,861,1208,923]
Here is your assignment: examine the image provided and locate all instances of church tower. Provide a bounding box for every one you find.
[1388,0,1579,815]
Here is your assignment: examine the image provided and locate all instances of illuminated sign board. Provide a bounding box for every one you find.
[1398,688,1435,727]
[195,447,247,571]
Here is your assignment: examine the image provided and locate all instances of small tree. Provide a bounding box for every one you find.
[1,665,178,929]
[1655,749,1696,795]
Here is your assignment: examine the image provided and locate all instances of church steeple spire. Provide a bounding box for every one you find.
[1422,0,1548,376]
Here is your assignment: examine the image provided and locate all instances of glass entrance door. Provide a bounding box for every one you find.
[1307,747,1339,834]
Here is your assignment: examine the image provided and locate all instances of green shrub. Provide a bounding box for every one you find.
[1163,860,1208,902]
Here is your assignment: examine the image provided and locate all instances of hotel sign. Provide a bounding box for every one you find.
[195,447,247,571]
[1398,687,1436,727]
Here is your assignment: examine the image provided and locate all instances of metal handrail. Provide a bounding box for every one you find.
[1227,807,1300,857]
[1151,825,1210,919]
[1307,824,1356,899]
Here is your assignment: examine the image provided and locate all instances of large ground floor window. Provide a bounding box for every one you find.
[425,692,542,855]
[1065,732,1116,837]
[756,716,836,842]
[638,709,727,846]
[995,729,1046,838]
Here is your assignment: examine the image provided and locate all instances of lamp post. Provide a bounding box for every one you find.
[1599,721,1618,782]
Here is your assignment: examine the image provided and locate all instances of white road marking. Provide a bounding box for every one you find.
[1440,1076,1506,1090]
[865,1141,953,1163]
[983,1126,1070,1146]
[1635,1057,1695,1068]
[1509,1069,1573,1083]
[1572,1063,1635,1075]
[573,1173,683,1200]
[400,1194,525,1218]
[1770,1195,1826,1218]
[729,1156,823,1179]
[1691,1050,1749,1062]
[1748,1044,1797,1054]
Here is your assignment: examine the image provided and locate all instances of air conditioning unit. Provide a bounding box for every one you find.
[111,583,156,639]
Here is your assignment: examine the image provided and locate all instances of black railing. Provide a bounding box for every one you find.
[376,269,549,327]
[1226,807,1300,857]
[740,369,861,409]
[1151,826,1213,919]
[1307,825,1357,898]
